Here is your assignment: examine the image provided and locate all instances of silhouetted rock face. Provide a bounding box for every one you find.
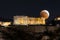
[0,32,5,40]
[0,26,37,40]
[0,25,60,40]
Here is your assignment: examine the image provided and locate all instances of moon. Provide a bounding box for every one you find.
[40,10,50,19]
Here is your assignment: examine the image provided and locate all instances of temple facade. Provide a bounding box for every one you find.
[13,16,45,25]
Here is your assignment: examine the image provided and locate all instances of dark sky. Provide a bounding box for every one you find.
[0,0,60,22]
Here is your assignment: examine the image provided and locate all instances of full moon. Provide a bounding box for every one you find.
[40,10,50,19]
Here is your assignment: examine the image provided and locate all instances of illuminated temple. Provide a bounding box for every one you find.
[13,16,46,25]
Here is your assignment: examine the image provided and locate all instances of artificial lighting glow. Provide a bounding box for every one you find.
[55,17,60,20]
[0,22,2,25]
[1,22,11,27]
[57,17,60,20]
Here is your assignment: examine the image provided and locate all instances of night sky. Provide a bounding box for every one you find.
[0,0,60,22]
